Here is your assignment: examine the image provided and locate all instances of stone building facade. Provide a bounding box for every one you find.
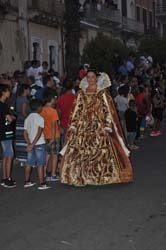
[156,0,166,36]
[0,0,64,75]
[0,0,161,75]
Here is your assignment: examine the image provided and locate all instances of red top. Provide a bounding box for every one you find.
[135,93,147,117]
[56,93,76,129]
[79,69,87,79]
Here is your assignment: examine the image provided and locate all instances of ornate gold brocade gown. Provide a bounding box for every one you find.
[60,74,133,186]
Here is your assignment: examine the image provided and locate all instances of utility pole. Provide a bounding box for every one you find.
[64,0,80,79]
[152,0,156,32]
[18,0,29,68]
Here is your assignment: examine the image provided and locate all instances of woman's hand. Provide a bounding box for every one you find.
[104,127,113,133]
[68,126,76,133]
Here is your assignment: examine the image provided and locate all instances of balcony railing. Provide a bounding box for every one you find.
[83,4,121,25]
[156,4,166,17]
[122,17,144,34]
[0,0,18,13]
[28,0,64,17]
[0,0,10,5]
[82,4,144,34]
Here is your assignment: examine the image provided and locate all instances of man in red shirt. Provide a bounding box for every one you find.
[56,80,76,148]
[135,86,148,139]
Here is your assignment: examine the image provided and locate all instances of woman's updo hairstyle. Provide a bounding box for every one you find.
[87,68,101,77]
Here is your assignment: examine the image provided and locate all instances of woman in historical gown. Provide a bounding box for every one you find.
[60,70,133,186]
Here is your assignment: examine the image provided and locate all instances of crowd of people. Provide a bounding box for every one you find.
[0,52,165,189]
[111,51,166,149]
[0,61,78,189]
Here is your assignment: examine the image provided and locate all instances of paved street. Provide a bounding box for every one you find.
[0,135,166,250]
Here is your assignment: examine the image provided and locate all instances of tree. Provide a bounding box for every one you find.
[139,37,166,63]
[82,33,130,73]
[64,0,80,79]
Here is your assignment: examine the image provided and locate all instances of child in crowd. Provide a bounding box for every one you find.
[56,80,76,148]
[40,93,60,181]
[135,86,148,140]
[114,84,129,137]
[24,99,50,190]
[150,88,164,136]
[0,84,16,188]
[125,99,139,150]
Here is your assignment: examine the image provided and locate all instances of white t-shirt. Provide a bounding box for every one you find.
[115,95,128,112]
[24,113,45,145]
[27,66,42,78]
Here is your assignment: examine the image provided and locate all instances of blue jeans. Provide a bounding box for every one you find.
[26,144,46,167]
[1,140,14,157]
[127,132,136,144]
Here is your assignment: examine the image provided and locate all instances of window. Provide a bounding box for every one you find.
[149,11,153,30]
[33,42,40,61]
[136,6,140,22]
[163,23,166,36]
[31,0,39,9]
[143,8,147,31]
[121,0,127,17]
[49,45,56,69]
[31,37,42,62]
[48,41,58,70]
[157,21,161,34]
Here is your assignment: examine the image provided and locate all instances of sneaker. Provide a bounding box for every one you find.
[130,145,139,150]
[38,182,51,190]
[150,131,159,137]
[156,131,162,136]
[24,182,36,188]
[3,179,16,188]
[50,175,59,182]
[1,178,7,187]
[45,176,51,181]
[10,178,16,185]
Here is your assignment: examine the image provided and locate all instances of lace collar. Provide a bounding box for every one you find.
[79,72,111,92]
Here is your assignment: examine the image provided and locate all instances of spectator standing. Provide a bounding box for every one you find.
[24,99,50,190]
[114,85,129,137]
[15,84,30,164]
[35,75,57,101]
[135,86,148,140]
[40,94,60,181]
[56,80,76,147]
[150,88,164,136]
[125,100,139,150]
[0,84,16,188]
[28,76,41,100]
[126,53,135,73]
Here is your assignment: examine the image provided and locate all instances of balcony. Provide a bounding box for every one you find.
[0,0,10,6]
[28,0,64,27]
[0,0,18,14]
[81,4,144,34]
[82,4,121,27]
[122,17,144,34]
[156,4,166,20]
[28,0,64,17]
[0,0,10,14]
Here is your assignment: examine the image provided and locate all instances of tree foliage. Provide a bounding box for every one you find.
[81,33,130,73]
[139,36,166,63]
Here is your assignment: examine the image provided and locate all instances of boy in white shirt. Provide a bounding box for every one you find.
[24,99,50,190]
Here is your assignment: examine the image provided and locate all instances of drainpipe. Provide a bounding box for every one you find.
[60,23,65,74]
[153,0,156,32]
